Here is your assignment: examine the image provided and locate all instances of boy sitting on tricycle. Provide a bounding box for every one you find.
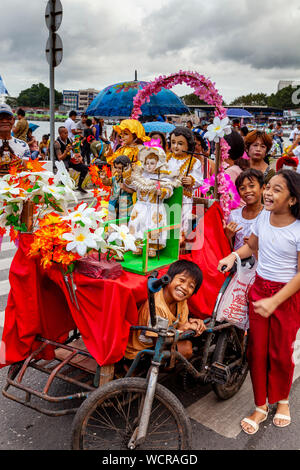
[125,260,206,362]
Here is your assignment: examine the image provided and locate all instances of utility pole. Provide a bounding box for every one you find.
[45,0,63,172]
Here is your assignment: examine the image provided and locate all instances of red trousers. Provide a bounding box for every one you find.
[248,274,300,406]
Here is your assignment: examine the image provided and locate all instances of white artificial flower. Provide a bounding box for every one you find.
[41,184,66,201]
[204,117,232,143]
[62,202,96,227]
[0,180,22,197]
[19,170,53,184]
[107,224,136,252]
[54,161,76,190]
[93,226,107,251]
[63,226,98,257]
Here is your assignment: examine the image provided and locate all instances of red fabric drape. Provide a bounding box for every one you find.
[1,202,230,367]
[182,202,231,318]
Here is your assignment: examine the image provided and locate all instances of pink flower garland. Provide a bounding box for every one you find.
[131,70,232,219]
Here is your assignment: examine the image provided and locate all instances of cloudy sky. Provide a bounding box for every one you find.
[1,0,300,103]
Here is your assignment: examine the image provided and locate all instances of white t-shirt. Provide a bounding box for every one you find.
[64,118,77,142]
[0,137,31,159]
[251,209,300,283]
[228,207,261,250]
[289,129,300,142]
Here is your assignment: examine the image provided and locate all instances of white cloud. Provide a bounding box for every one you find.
[1,0,300,104]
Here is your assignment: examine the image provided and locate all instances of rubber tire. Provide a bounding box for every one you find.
[71,377,192,450]
[211,329,248,400]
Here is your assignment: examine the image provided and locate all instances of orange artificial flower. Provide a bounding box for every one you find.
[26,159,46,172]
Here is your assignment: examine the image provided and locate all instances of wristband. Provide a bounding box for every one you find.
[232,251,240,261]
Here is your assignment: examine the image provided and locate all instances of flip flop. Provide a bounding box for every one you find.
[273,400,291,428]
[241,407,269,435]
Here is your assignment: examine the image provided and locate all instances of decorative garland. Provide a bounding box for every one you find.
[131,70,232,219]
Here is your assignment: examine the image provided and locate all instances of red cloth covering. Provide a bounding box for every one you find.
[181,202,231,319]
[0,233,151,368]
[0,202,230,368]
[0,234,76,368]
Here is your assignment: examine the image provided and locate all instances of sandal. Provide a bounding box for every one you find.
[241,407,269,435]
[273,400,291,428]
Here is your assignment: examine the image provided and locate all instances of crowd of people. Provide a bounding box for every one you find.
[1,103,300,439]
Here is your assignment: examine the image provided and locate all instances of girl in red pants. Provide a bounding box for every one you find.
[218,169,300,435]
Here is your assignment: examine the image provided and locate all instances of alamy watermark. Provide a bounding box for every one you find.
[291,82,300,106]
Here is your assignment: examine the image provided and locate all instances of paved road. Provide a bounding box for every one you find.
[0,189,300,450]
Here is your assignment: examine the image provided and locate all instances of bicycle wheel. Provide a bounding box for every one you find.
[211,328,248,400]
[71,377,192,450]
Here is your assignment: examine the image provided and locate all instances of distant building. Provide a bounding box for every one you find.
[78,88,99,112]
[277,80,300,92]
[62,88,99,113]
[63,90,79,110]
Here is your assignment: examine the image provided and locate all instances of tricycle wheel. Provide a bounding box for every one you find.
[71,377,192,450]
[211,328,248,400]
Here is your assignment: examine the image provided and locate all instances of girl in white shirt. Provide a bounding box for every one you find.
[218,170,300,435]
[225,169,264,251]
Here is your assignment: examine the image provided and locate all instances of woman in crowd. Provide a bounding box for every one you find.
[244,130,275,183]
[224,130,249,184]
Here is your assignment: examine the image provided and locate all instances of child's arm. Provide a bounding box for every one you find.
[224,221,242,249]
[218,233,258,272]
[253,253,300,318]
[119,182,135,194]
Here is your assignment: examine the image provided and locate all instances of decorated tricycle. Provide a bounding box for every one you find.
[0,71,253,450]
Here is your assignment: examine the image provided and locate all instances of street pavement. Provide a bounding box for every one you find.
[0,188,300,450]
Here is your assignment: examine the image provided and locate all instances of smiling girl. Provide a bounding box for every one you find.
[218,170,300,435]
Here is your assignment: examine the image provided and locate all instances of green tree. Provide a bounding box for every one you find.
[267,86,298,109]
[230,93,268,106]
[17,83,62,107]
[182,93,227,106]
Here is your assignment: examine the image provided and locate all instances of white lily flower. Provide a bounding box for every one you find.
[107,224,137,252]
[19,171,53,184]
[41,184,66,201]
[54,161,76,189]
[63,226,98,257]
[204,116,232,143]
[0,180,22,197]
[93,226,108,251]
[62,202,97,227]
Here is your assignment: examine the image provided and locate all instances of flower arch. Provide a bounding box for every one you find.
[131,70,232,219]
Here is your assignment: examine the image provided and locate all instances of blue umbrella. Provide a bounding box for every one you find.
[29,122,39,132]
[226,108,253,118]
[86,80,189,117]
[143,121,175,133]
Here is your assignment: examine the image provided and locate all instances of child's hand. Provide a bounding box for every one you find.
[187,318,206,336]
[225,222,242,240]
[217,253,236,273]
[182,176,192,186]
[252,297,278,318]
